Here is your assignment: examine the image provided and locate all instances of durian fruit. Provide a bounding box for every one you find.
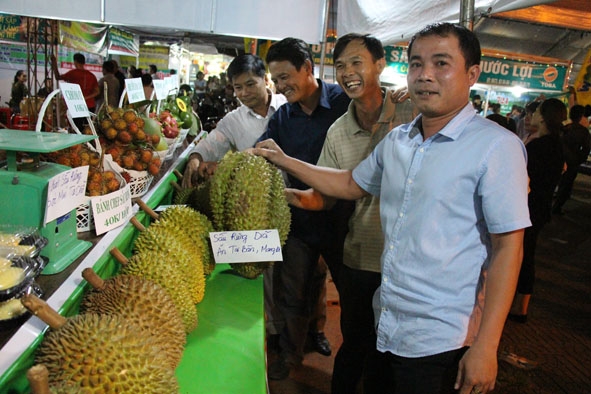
[209,151,291,279]
[157,205,216,275]
[79,268,186,369]
[111,247,198,333]
[135,200,215,275]
[171,182,193,205]
[21,294,179,393]
[172,180,213,221]
[131,217,206,304]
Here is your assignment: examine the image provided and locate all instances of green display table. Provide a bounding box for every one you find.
[177,264,266,393]
[0,145,267,393]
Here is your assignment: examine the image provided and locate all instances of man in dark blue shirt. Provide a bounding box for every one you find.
[259,37,351,380]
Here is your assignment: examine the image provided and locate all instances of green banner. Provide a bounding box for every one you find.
[0,14,51,43]
[384,46,409,75]
[108,27,139,57]
[59,21,108,56]
[479,56,568,91]
[0,13,24,42]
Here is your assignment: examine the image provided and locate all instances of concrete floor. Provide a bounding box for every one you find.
[268,173,591,394]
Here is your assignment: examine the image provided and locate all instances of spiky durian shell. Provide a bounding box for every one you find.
[133,222,206,304]
[188,180,213,220]
[209,152,291,279]
[229,261,273,279]
[120,250,198,333]
[36,313,179,393]
[79,274,186,369]
[269,167,291,245]
[173,186,194,205]
[157,206,216,275]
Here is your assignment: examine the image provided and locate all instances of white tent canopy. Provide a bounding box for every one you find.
[0,0,328,44]
[338,0,554,46]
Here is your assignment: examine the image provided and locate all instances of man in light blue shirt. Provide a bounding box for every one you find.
[254,23,530,394]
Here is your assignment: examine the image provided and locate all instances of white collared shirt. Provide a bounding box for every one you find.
[193,90,287,161]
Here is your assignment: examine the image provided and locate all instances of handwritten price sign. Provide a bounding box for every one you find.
[209,230,283,264]
[44,166,89,225]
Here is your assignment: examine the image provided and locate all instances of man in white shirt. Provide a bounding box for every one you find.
[183,54,287,185]
[183,54,293,343]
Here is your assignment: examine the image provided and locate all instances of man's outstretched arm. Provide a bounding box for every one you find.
[252,139,368,201]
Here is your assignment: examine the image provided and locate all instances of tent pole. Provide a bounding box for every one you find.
[460,0,475,31]
[318,0,331,80]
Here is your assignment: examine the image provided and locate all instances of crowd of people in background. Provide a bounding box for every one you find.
[469,93,591,331]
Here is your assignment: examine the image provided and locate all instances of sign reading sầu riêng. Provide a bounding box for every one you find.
[45,166,89,225]
[209,230,283,264]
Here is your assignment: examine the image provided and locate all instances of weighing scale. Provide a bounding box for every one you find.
[0,129,97,274]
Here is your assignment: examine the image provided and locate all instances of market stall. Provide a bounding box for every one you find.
[0,141,267,393]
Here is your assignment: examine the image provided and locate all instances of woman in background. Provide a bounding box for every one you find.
[509,98,565,322]
[8,70,28,114]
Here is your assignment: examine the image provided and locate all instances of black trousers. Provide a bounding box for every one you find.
[331,265,382,394]
[371,347,469,394]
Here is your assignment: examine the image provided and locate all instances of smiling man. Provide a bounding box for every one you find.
[259,37,351,380]
[255,23,530,394]
[280,33,414,393]
[183,54,287,184]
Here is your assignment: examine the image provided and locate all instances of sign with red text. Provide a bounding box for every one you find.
[91,184,132,235]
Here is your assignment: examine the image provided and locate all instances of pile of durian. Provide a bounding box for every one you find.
[21,203,215,393]
[21,151,290,392]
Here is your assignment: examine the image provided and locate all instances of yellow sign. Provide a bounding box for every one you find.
[574,48,591,105]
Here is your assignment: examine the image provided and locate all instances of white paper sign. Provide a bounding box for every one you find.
[59,82,89,118]
[125,77,145,103]
[153,79,167,100]
[209,230,283,264]
[163,76,176,97]
[44,166,89,225]
[90,184,133,235]
[169,74,180,89]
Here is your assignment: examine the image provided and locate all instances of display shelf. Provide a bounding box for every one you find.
[0,142,267,393]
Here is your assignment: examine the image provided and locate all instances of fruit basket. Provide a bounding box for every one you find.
[102,153,153,199]
[124,170,154,198]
